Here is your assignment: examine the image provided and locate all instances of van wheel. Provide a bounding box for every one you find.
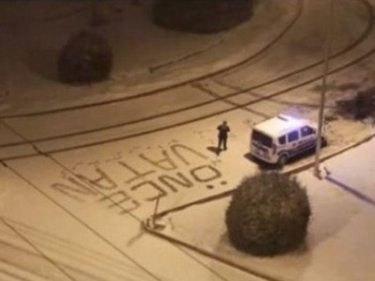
[277,154,288,167]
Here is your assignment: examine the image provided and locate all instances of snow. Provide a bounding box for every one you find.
[0,0,298,115]
[1,0,375,280]
[152,141,375,281]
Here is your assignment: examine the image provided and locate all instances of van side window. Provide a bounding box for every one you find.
[288,130,299,142]
[301,126,315,137]
[278,135,286,145]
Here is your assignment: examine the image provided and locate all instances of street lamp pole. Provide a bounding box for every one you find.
[314,0,335,178]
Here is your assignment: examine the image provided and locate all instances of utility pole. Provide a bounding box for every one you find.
[314,0,335,178]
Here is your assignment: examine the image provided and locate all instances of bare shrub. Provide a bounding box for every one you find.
[152,0,253,33]
[226,172,311,256]
[58,30,112,84]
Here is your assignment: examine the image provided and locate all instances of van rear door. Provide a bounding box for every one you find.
[251,129,273,160]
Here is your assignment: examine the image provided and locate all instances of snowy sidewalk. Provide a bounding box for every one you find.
[145,138,375,281]
[323,136,375,206]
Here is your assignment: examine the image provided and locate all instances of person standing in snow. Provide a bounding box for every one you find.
[217,121,230,152]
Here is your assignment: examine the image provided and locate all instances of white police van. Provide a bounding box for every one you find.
[250,114,325,166]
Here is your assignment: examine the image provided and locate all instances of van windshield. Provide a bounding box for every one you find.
[252,129,273,148]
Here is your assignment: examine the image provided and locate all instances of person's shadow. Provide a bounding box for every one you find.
[207,146,221,155]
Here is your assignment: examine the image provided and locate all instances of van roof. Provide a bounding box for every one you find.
[254,114,311,138]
